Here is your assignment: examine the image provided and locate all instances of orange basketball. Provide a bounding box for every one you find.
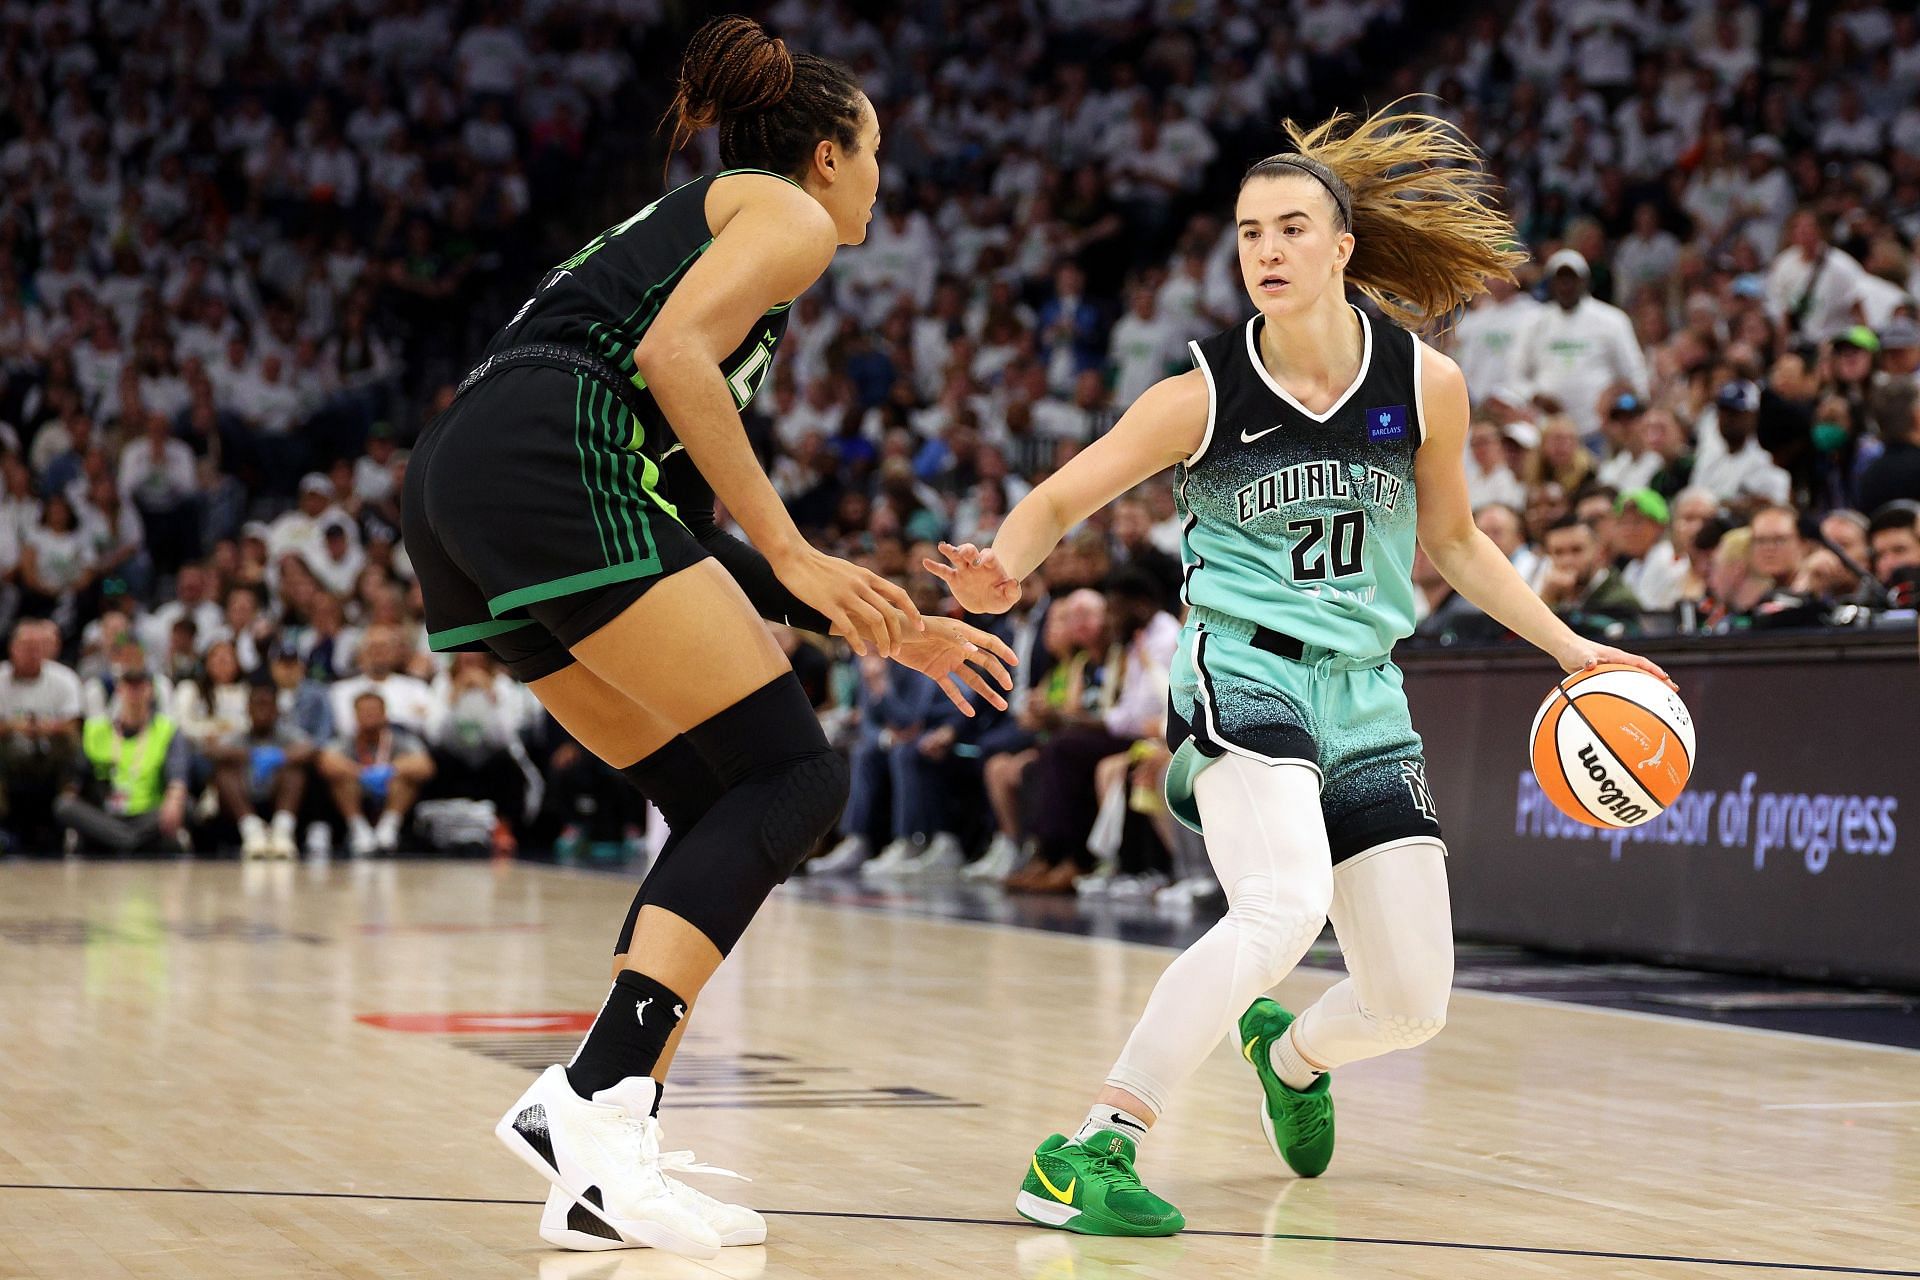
[1528,664,1696,828]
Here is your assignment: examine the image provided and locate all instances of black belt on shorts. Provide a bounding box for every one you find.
[455,342,648,420]
[1247,626,1308,661]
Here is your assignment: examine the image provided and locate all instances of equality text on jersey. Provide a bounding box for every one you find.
[1233,458,1404,525]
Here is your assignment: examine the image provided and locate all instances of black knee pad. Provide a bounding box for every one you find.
[637,674,847,955]
[621,736,727,831]
[765,749,850,869]
[613,738,727,955]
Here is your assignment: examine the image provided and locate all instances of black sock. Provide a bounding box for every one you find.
[650,1081,666,1117]
[565,970,687,1099]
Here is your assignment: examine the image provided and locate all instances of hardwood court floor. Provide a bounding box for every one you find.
[0,858,1915,1280]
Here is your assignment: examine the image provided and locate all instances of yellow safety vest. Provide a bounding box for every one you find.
[81,714,176,815]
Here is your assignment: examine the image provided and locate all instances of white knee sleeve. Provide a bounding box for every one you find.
[1218,871,1331,992]
[1292,838,1453,1070]
[1103,757,1331,1117]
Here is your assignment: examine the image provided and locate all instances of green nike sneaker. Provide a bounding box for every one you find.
[1015,1131,1185,1237]
[1238,998,1335,1177]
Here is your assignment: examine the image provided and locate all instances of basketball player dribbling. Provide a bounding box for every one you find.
[403,17,1015,1258]
[930,106,1676,1235]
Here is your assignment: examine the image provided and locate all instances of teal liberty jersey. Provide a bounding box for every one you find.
[1176,308,1425,659]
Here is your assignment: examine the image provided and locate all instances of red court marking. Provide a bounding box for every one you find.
[357,1012,595,1034]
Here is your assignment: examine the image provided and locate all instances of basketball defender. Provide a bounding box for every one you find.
[404,17,1012,1258]
[930,106,1674,1234]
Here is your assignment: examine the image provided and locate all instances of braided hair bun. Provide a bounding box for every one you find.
[667,16,796,154]
[661,15,866,182]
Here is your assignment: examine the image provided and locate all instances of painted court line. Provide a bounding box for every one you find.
[0,1183,1911,1277]
[1759,1099,1920,1112]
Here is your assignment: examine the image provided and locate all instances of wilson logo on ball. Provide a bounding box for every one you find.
[1574,744,1652,826]
[1528,663,1697,829]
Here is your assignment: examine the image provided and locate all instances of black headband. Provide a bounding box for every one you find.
[1249,153,1352,226]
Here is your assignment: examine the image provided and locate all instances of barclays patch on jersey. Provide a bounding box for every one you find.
[1366,405,1408,442]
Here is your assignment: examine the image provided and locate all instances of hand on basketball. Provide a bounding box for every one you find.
[1559,641,1676,690]
[779,547,923,657]
[922,542,1021,615]
[888,616,1020,716]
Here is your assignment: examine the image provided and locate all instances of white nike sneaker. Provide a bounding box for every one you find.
[536,1140,765,1248]
[1154,874,1224,914]
[1073,863,1118,897]
[1107,872,1168,901]
[497,1066,722,1258]
[897,832,964,879]
[963,832,1022,882]
[809,834,870,876]
[659,1153,767,1247]
[858,837,918,881]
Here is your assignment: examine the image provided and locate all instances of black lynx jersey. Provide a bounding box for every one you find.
[485,167,797,462]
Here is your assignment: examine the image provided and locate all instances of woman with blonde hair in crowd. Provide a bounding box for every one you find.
[1525,412,1598,494]
[1700,524,1772,627]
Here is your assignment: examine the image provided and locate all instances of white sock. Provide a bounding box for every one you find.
[374,811,401,843]
[350,815,376,842]
[1072,1104,1149,1149]
[240,814,267,842]
[271,810,297,838]
[1268,1023,1323,1092]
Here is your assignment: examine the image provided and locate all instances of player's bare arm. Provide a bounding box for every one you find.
[1413,343,1670,684]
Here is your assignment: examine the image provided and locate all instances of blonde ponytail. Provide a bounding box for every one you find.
[1250,100,1527,330]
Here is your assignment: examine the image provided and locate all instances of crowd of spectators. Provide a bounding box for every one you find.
[3,2,1919,906]
[0,0,656,857]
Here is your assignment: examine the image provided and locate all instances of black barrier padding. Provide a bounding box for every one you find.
[1401,637,1920,988]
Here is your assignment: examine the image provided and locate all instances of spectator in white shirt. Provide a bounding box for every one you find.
[454,13,530,99]
[301,128,361,208]
[1465,418,1527,513]
[345,84,405,158]
[1694,380,1792,512]
[353,426,402,508]
[1513,249,1648,434]
[1451,273,1538,403]
[231,353,304,436]
[1767,210,1870,343]
[1,617,86,842]
[1599,409,1684,493]
[1815,85,1884,159]
[1107,286,1183,406]
[329,624,435,739]
[1613,203,1682,309]
[139,563,223,657]
[460,98,517,168]
[1612,488,1688,610]
[303,517,366,599]
[116,413,197,573]
[270,474,344,573]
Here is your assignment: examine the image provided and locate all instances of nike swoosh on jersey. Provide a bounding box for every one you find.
[1240,424,1285,443]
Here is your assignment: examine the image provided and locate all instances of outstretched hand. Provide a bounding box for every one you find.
[775,545,923,657]
[889,616,1020,717]
[921,542,1021,615]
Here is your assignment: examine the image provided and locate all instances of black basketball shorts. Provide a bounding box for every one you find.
[403,359,706,681]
